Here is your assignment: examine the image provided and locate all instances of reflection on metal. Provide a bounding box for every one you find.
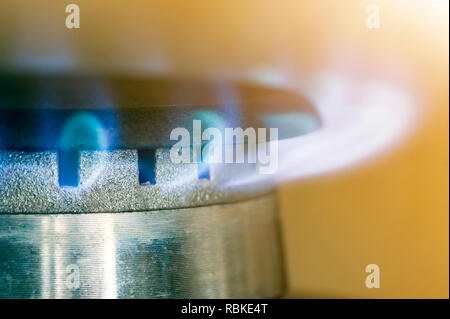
[0,193,283,298]
[0,75,319,298]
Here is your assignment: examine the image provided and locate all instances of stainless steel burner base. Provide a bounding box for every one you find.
[0,192,284,298]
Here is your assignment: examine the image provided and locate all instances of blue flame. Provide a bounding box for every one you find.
[59,112,108,189]
[60,112,108,150]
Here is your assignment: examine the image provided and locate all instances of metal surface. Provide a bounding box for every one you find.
[0,75,317,298]
[0,149,267,213]
[0,74,317,150]
[0,192,283,298]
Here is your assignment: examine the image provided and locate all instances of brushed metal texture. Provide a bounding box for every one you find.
[0,192,284,298]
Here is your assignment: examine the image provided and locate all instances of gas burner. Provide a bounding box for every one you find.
[0,74,318,298]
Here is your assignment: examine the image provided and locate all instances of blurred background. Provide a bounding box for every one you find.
[0,0,448,298]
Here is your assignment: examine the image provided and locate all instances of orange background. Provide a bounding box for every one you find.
[0,0,448,298]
